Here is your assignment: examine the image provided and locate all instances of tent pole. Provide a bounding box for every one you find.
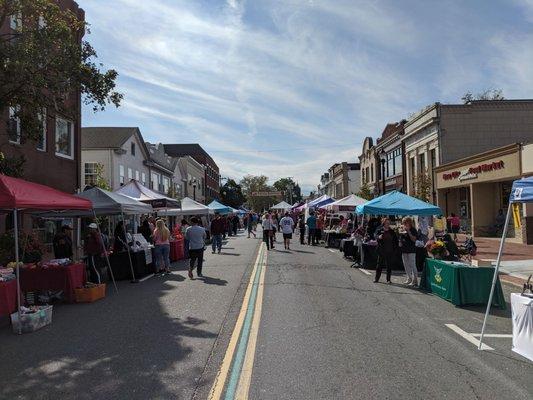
[121,210,138,283]
[92,210,118,293]
[14,209,21,335]
[478,202,512,350]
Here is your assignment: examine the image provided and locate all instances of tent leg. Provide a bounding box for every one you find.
[14,209,21,335]
[478,202,512,350]
[92,210,118,293]
[122,211,138,283]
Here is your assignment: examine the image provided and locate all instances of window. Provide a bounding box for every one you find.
[430,149,437,170]
[410,157,416,190]
[163,177,170,194]
[135,170,140,181]
[8,106,21,144]
[119,165,125,185]
[84,163,98,187]
[127,167,133,180]
[131,142,136,156]
[55,117,73,159]
[370,164,374,182]
[385,148,402,178]
[141,172,146,186]
[151,172,160,190]
[9,13,22,30]
[37,110,46,151]
[419,153,426,173]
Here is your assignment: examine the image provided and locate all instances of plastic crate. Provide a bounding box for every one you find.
[11,306,53,334]
[74,284,106,303]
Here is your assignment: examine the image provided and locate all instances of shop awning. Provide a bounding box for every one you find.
[114,179,179,208]
[356,191,442,216]
[158,197,213,216]
[0,174,92,210]
[509,176,533,203]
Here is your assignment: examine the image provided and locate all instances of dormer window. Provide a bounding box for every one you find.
[131,142,135,156]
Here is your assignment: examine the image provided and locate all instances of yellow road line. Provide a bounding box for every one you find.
[235,248,267,399]
[208,243,264,400]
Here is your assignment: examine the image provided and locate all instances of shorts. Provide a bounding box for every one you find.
[283,233,293,239]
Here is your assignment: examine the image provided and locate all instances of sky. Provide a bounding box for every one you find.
[81,0,533,194]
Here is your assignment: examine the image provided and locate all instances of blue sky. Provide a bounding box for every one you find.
[81,0,533,194]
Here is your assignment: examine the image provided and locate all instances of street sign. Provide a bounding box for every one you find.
[251,191,283,197]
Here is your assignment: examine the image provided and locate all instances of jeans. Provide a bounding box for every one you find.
[155,244,170,271]
[212,234,222,252]
[375,252,394,282]
[189,248,204,275]
[402,252,417,282]
[263,230,274,249]
[299,228,306,244]
[308,228,316,245]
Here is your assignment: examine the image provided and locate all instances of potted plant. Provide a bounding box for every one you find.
[428,240,447,259]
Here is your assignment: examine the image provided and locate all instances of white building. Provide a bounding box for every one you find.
[81,127,151,190]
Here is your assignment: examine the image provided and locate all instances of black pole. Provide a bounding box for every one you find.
[381,159,386,194]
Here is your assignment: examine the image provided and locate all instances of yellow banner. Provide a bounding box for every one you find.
[512,204,521,229]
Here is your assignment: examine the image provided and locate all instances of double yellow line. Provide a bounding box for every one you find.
[209,243,267,400]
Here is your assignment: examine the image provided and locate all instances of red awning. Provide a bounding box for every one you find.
[0,175,92,210]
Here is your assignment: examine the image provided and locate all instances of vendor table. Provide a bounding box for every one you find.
[20,263,87,303]
[109,250,153,280]
[420,259,506,308]
[169,240,184,262]
[511,293,533,361]
[0,280,18,317]
[324,232,348,248]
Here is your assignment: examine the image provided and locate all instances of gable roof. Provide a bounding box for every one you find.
[163,143,218,168]
[82,127,138,149]
[145,142,174,174]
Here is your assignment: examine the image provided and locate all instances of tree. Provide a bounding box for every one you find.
[0,152,23,177]
[462,89,504,104]
[0,0,122,170]
[93,163,111,191]
[220,179,246,208]
[273,177,302,204]
[356,182,373,200]
[412,171,432,202]
[239,174,276,212]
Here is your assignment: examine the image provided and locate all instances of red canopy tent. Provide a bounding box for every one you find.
[0,175,92,210]
[0,175,93,333]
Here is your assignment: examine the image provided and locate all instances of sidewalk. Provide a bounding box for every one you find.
[458,234,533,283]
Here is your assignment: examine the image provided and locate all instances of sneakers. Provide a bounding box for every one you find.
[212,250,216,254]
[403,278,412,285]
[188,269,193,279]
[218,249,221,254]
[198,273,204,278]
[410,280,419,287]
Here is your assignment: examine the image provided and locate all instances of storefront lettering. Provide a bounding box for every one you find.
[442,160,505,181]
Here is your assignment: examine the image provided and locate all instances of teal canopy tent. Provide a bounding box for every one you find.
[356,191,442,216]
[208,200,232,214]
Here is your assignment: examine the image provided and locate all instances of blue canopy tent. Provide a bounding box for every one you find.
[208,200,232,214]
[479,177,533,350]
[356,191,442,216]
[308,195,332,208]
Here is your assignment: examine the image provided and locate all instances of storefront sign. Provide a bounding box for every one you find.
[443,160,505,181]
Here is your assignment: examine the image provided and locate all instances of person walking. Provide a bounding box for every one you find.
[298,214,306,244]
[153,219,171,274]
[279,212,295,250]
[210,213,225,254]
[399,217,418,286]
[306,211,317,246]
[262,212,274,250]
[447,213,460,240]
[185,217,207,279]
[374,218,398,284]
[246,212,256,238]
[231,214,239,236]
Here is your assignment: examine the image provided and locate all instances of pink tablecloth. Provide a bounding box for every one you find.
[170,240,184,262]
[0,280,18,317]
[20,263,87,303]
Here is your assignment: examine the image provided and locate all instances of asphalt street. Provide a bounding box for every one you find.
[1,230,532,400]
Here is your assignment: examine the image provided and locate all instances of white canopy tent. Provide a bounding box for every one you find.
[157,197,213,216]
[271,201,292,210]
[114,179,180,209]
[320,194,367,211]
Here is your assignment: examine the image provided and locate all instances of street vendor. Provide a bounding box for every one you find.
[53,224,73,259]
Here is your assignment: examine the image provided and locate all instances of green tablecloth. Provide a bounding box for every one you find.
[420,259,506,309]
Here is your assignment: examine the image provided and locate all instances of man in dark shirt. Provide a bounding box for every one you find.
[210,213,225,254]
[53,225,73,259]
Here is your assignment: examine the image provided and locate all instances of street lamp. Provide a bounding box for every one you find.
[380,153,386,195]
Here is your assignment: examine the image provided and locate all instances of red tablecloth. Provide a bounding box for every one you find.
[170,240,184,262]
[20,263,87,303]
[0,280,18,317]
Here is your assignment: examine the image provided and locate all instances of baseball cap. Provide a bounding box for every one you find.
[88,223,98,229]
